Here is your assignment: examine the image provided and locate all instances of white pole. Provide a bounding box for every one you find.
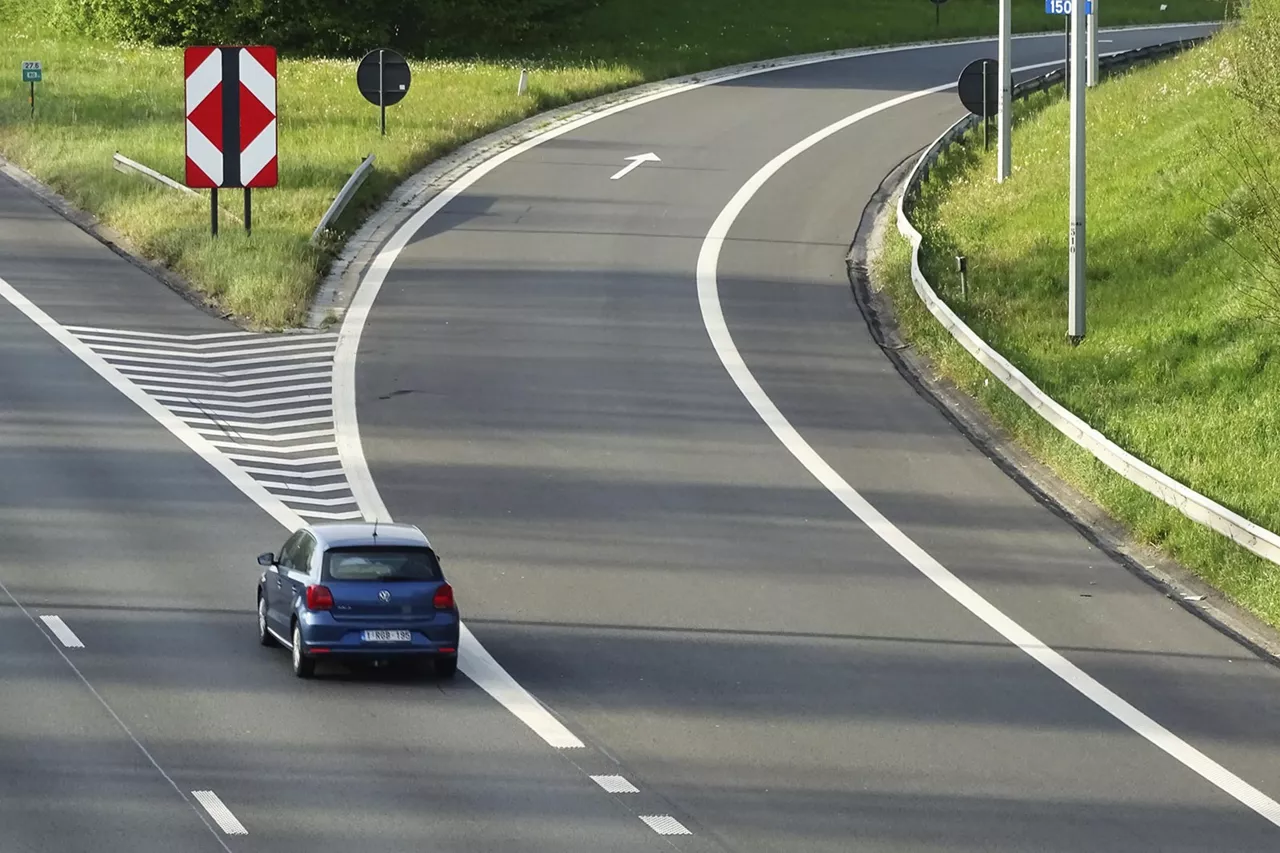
[1068,0,1087,342]
[997,0,1012,183]
[1087,0,1099,87]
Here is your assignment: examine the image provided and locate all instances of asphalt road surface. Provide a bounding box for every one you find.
[354,21,1280,853]
[3,20,1277,853]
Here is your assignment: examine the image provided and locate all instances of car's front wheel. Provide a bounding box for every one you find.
[257,593,276,647]
[291,622,315,678]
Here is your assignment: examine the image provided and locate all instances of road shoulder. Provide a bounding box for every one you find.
[851,153,1280,666]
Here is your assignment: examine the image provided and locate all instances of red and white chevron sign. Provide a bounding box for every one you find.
[184,46,278,189]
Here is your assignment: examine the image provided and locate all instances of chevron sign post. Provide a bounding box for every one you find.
[184,45,277,237]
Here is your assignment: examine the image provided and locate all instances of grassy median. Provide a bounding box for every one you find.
[874,20,1280,627]
[0,0,1228,328]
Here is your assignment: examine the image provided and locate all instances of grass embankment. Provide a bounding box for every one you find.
[874,21,1280,626]
[0,0,1225,328]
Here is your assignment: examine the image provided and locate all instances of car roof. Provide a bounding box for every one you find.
[305,522,432,550]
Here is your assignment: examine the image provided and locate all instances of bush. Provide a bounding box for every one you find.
[51,0,590,58]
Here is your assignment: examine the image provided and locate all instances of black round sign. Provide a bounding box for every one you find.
[357,48,411,107]
[957,58,999,118]
[930,0,948,5]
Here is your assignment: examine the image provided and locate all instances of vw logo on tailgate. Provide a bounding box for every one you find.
[378,589,391,603]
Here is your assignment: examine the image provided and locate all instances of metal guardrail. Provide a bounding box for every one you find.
[113,152,198,196]
[312,154,376,244]
[894,35,1280,567]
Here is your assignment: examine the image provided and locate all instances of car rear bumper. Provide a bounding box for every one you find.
[296,612,459,656]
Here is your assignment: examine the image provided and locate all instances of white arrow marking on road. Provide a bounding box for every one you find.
[610,152,660,180]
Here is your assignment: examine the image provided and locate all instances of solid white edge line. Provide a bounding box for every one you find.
[693,70,1280,829]
[39,615,85,649]
[191,790,249,836]
[0,276,303,534]
[329,25,1216,761]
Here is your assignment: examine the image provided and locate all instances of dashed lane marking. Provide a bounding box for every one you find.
[591,775,640,794]
[640,816,692,836]
[39,615,84,649]
[191,791,249,836]
[64,326,363,522]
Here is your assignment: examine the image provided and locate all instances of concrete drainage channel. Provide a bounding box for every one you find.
[893,36,1280,602]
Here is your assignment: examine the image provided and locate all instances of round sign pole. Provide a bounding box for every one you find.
[357,49,411,136]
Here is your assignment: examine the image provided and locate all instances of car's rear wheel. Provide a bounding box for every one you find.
[291,622,315,678]
[434,655,458,679]
[257,593,276,647]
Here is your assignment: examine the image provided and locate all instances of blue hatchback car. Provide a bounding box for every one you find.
[255,522,460,679]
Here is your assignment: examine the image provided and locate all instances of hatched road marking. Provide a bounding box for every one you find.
[192,791,249,836]
[64,326,362,522]
[39,615,84,648]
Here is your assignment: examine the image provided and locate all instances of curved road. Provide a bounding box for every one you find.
[353,22,1280,853]
[0,19,1276,853]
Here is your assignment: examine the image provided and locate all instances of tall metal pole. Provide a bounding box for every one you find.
[379,49,386,136]
[1068,0,1087,343]
[997,0,1012,183]
[1087,0,1099,87]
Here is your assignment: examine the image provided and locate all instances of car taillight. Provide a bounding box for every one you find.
[306,585,334,611]
[433,583,454,610]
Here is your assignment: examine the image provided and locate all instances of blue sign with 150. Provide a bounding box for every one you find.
[1045,0,1093,13]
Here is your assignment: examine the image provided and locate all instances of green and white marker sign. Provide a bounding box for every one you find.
[22,61,42,82]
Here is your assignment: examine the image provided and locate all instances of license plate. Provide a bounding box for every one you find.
[362,630,411,643]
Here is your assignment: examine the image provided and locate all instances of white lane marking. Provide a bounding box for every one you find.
[591,775,640,793]
[186,416,334,430]
[0,276,302,531]
[139,380,331,396]
[694,80,1280,829]
[194,427,335,443]
[90,340,334,358]
[331,29,1207,757]
[39,615,84,649]
[240,467,347,480]
[170,405,331,419]
[456,623,584,748]
[273,495,359,507]
[158,394,331,408]
[640,815,692,836]
[294,509,364,520]
[191,791,249,836]
[205,440,337,454]
[224,453,342,467]
[255,480,354,493]
[0,582,235,853]
[63,325,258,341]
[610,152,661,180]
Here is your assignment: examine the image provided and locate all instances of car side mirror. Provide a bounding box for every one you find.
[258,552,275,567]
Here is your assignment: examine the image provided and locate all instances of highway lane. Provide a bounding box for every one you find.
[353,22,1280,852]
[0,173,670,850]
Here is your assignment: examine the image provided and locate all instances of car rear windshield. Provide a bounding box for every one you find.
[323,546,443,582]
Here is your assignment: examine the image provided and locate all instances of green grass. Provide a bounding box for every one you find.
[0,0,1228,327]
[873,26,1280,627]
